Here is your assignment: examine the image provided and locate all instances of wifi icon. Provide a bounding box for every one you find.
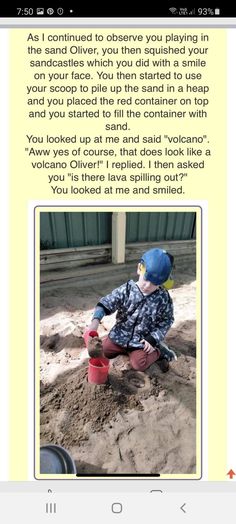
[169,7,178,14]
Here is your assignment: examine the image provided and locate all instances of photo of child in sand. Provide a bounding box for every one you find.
[39,210,198,477]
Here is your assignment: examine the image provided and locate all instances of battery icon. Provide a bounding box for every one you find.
[215,8,220,15]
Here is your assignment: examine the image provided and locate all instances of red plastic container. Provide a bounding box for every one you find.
[88,357,110,385]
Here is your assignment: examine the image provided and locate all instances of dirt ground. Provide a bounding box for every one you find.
[40,267,196,476]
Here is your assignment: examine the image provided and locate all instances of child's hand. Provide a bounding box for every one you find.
[141,339,156,354]
[87,319,100,332]
[83,329,104,357]
[83,329,99,348]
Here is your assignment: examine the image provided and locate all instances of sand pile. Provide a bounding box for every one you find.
[40,364,161,448]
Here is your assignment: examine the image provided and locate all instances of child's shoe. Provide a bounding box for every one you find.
[158,341,177,372]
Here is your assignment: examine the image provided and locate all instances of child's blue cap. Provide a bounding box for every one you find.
[140,248,173,286]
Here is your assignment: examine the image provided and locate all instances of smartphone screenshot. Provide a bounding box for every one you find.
[0,6,235,522]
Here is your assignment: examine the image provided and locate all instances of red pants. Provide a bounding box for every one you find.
[102,336,160,372]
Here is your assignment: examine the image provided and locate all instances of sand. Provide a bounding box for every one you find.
[40,269,196,476]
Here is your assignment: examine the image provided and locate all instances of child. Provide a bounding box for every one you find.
[84,248,177,372]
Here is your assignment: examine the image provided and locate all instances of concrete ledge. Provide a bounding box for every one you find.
[40,244,112,271]
[125,240,196,271]
[40,240,196,286]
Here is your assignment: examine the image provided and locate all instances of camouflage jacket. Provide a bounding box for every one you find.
[95,279,174,350]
